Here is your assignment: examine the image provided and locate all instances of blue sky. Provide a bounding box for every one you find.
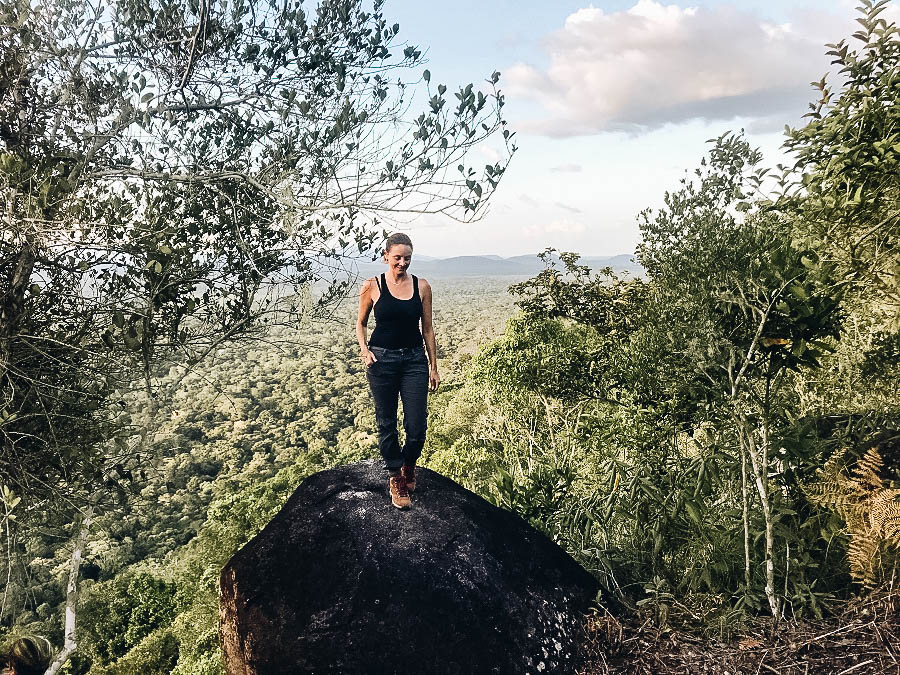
[381,0,894,258]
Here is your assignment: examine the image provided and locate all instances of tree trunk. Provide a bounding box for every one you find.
[746,426,780,617]
[44,506,93,675]
[741,442,751,589]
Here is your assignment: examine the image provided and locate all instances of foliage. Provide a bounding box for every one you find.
[806,445,900,586]
[77,571,176,666]
[87,627,178,675]
[0,284,516,671]
[428,90,892,620]
[637,131,842,390]
[783,0,900,327]
[0,0,514,513]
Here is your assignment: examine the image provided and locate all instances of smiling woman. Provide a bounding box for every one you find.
[356,233,440,509]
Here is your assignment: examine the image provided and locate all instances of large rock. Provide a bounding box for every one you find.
[219,460,601,674]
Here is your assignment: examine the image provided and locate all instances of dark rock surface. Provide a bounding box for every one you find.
[219,460,602,674]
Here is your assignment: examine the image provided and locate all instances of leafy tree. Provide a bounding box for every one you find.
[0,0,514,508]
[637,131,841,615]
[783,0,900,328]
[778,0,900,603]
[77,571,176,666]
[431,134,847,618]
[503,249,648,404]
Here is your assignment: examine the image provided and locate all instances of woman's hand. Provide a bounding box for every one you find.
[429,366,441,392]
[362,350,377,367]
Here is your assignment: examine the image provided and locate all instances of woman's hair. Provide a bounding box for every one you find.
[383,232,413,256]
[3,636,51,675]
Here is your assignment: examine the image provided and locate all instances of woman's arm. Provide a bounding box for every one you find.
[356,278,377,366]
[420,278,440,391]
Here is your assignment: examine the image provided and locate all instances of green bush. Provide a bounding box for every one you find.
[88,627,178,675]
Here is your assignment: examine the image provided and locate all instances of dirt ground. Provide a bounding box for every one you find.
[579,590,900,674]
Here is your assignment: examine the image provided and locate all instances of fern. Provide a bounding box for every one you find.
[805,447,900,586]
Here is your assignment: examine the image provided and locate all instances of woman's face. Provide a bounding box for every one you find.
[384,244,412,275]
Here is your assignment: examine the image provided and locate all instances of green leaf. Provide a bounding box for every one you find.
[788,284,808,300]
[423,69,430,83]
[685,500,702,526]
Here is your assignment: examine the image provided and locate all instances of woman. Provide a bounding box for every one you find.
[356,232,440,509]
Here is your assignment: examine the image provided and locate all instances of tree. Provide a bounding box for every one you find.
[0,0,514,505]
[424,1,897,627]
[778,0,900,600]
[637,132,841,616]
[783,0,899,328]
[454,135,844,618]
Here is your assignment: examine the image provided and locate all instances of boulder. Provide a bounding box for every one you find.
[220,459,601,674]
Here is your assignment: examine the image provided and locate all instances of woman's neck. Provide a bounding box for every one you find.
[386,269,408,284]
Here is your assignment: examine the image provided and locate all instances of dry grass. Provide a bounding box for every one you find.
[578,588,900,674]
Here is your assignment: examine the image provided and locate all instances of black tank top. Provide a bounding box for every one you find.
[369,273,423,349]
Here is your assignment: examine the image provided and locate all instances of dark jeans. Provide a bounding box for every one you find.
[366,345,429,472]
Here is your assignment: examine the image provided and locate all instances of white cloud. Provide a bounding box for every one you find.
[506,0,847,136]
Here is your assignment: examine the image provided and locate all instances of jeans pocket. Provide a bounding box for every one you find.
[367,347,383,367]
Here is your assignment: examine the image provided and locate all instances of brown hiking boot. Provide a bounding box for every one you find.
[401,463,416,492]
[389,474,410,509]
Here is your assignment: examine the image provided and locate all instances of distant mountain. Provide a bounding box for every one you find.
[349,252,642,278]
[583,254,640,271]
[415,256,542,276]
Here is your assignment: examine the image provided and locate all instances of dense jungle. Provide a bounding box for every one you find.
[2,0,900,672]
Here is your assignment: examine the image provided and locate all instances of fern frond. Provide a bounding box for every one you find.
[804,446,900,587]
